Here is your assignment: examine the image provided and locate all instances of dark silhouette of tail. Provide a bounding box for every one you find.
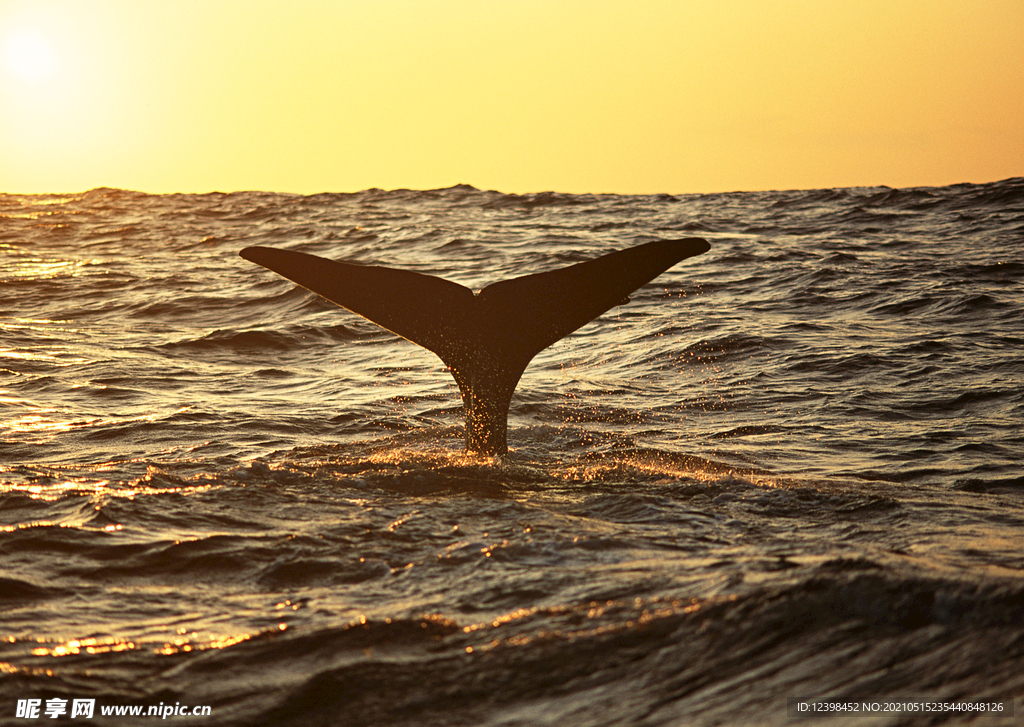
[240,238,709,455]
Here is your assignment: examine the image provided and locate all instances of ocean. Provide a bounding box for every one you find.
[1,179,1022,725]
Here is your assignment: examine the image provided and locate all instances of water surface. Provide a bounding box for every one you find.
[2,180,1023,725]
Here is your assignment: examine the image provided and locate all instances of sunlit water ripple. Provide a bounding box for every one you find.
[1,181,1023,725]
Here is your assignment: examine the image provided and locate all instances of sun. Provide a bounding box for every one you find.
[2,28,59,84]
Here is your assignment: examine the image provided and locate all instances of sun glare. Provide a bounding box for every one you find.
[2,28,59,84]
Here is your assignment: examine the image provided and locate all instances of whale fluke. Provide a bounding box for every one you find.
[240,238,709,455]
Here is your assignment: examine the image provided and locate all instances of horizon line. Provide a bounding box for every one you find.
[3,176,1022,199]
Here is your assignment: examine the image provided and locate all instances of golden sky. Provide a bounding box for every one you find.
[1,0,1021,194]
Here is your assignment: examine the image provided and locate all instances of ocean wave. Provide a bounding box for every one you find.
[3,178,1023,724]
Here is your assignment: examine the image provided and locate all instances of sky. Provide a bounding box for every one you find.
[1,0,1022,195]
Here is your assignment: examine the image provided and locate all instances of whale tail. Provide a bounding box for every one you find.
[240,238,709,455]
